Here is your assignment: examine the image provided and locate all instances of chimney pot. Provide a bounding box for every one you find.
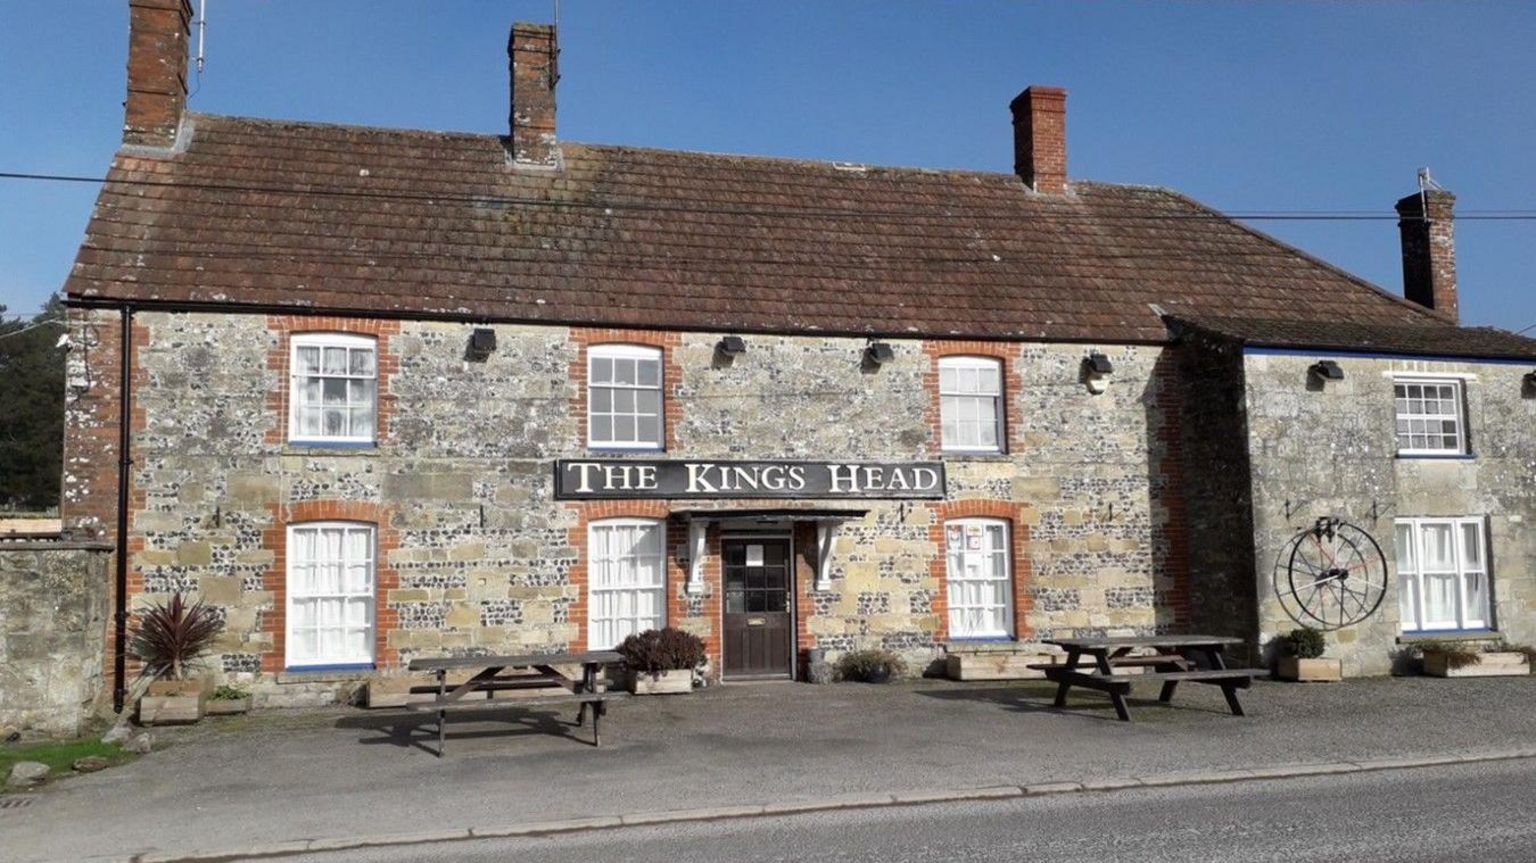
[123,0,193,148]
[1395,187,1458,323]
[1010,85,1067,195]
[508,22,558,168]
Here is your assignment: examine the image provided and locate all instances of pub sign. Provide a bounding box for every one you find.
[554,460,947,500]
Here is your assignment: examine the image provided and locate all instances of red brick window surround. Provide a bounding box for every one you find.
[566,500,679,652]
[264,316,401,447]
[260,500,400,673]
[922,342,1023,455]
[928,500,1033,642]
[569,329,683,452]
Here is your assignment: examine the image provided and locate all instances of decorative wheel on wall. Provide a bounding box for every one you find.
[1273,517,1388,630]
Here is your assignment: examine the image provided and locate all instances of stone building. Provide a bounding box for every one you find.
[57,2,1536,710]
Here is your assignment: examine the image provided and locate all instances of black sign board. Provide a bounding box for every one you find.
[553,460,947,500]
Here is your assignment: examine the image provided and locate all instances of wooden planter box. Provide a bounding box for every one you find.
[1277,656,1342,682]
[945,652,1052,681]
[138,679,208,725]
[628,669,693,695]
[1424,650,1532,678]
[204,696,252,716]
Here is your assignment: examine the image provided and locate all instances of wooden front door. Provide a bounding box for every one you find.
[722,537,794,678]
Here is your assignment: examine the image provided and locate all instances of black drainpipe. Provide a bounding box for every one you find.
[112,305,134,714]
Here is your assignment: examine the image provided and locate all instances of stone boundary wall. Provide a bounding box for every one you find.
[0,540,112,737]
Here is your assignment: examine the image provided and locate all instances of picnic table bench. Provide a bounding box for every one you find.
[1033,636,1264,722]
[406,650,625,755]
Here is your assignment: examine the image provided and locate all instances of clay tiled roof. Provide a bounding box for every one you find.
[1173,315,1536,360]
[68,112,1471,344]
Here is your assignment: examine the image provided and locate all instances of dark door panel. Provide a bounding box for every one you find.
[722,538,793,677]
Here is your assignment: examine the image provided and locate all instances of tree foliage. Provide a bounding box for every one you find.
[0,293,66,511]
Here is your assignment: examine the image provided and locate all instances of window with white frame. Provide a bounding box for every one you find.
[944,518,1013,638]
[588,345,664,449]
[1396,517,1490,632]
[1393,378,1467,455]
[939,356,1004,453]
[588,519,666,649]
[286,522,376,668]
[289,333,378,444]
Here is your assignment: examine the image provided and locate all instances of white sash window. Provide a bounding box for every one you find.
[286,522,376,668]
[1393,378,1467,455]
[289,333,378,444]
[588,519,666,649]
[945,518,1013,638]
[588,345,664,449]
[1396,517,1490,632]
[939,356,1004,453]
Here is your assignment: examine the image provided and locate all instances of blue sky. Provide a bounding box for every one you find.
[2,2,1533,329]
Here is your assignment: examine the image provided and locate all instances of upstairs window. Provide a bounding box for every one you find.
[1394,378,1467,455]
[939,356,1004,453]
[289,334,378,444]
[588,344,664,450]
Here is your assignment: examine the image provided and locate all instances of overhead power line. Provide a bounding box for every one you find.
[4,170,1536,223]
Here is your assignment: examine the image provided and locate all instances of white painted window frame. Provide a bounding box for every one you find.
[1392,376,1468,456]
[587,344,665,451]
[1395,516,1491,633]
[285,521,377,669]
[938,356,1005,454]
[944,517,1014,639]
[288,333,379,445]
[587,518,668,650]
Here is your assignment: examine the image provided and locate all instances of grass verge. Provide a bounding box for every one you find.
[1,738,134,789]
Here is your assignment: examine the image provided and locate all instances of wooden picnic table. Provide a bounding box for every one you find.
[406,650,625,755]
[1035,635,1263,723]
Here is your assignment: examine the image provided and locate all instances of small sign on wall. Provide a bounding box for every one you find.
[746,544,765,567]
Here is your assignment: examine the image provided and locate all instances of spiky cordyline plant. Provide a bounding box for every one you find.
[128,593,223,681]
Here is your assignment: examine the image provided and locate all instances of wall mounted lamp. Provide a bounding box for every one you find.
[466,328,497,362]
[865,341,896,366]
[1523,370,1536,389]
[717,335,748,356]
[1309,360,1345,383]
[1082,351,1114,394]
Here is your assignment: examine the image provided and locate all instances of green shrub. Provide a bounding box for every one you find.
[617,628,707,676]
[1486,640,1536,665]
[1415,640,1481,669]
[211,685,249,701]
[1280,627,1327,659]
[837,649,906,683]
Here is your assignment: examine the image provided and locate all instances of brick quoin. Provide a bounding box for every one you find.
[567,328,685,452]
[921,341,1025,456]
[263,316,402,447]
[927,499,1034,642]
[258,500,401,673]
[793,521,819,670]
[1153,367,1192,629]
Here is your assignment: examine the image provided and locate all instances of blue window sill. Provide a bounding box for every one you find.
[288,440,377,450]
[1395,453,1475,461]
[586,447,666,454]
[283,663,376,673]
[1398,630,1497,643]
[946,636,1016,643]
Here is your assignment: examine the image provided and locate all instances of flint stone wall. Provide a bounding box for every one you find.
[0,541,111,736]
[1244,352,1536,676]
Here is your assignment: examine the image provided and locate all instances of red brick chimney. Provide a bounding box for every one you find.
[124,0,193,148]
[509,22,558,167]
[1395,187,1458,322]
[1010,86,1067,195]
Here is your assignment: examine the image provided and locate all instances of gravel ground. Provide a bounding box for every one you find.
[4,675,1535,862]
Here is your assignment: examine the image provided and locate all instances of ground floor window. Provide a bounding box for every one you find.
[1396,517,1490,632]
[945,518,1012,638]
[286,522,376,667]
[588,519,666,649]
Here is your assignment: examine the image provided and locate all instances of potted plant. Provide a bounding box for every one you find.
[617,628,705,695]
[837,649,906,683]
[1420,639,1534,677]
[1275,627,1341,682]
[129,593,223,725]
[204,684,252,716]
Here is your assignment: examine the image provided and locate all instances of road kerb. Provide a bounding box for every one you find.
[116,748,1536,862]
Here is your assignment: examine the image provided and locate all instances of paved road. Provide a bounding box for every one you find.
[286,759,1536,863]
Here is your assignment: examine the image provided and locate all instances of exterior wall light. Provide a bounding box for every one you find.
[466,327,497,362]
[1522,371,1536,396]
[1082,351,1114,394]
[717,335,748,356]
[1309,360,1345,382]
[865,342,896,366]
